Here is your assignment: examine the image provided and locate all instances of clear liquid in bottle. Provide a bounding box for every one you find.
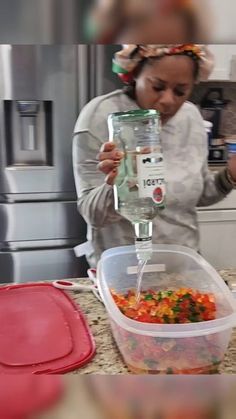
[108,110,165,303]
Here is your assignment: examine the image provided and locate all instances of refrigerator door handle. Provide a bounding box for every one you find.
[94,45,105,97]
[77,45,90,112]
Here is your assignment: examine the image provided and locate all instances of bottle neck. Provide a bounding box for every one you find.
[134,220,152,239]
[134,221,153,261]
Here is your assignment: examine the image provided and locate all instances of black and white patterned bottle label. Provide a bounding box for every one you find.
[136,153,165,204]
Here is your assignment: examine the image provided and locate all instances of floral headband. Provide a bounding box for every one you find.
[112,44,214,83]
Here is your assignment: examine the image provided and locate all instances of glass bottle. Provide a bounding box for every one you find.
[107,109,165,260]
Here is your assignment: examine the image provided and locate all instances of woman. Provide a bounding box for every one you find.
[73,44,236,267]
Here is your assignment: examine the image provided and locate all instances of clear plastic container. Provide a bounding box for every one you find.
[97,245,236,374]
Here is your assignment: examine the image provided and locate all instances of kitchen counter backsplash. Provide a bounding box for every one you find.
[191,82,236,137]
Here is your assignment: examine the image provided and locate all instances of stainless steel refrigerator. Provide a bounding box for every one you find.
[0,44,121,283]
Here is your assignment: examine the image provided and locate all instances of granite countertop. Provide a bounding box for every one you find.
[17,269,236,418]
[68,269,236,374]
[208,164,226,172]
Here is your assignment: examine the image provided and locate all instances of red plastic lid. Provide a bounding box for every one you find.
[0,283,96,373]
[0,375,63,419]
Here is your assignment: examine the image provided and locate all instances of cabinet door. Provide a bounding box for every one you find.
[208,45,236,80]
[209,0,236,42]
[208,45,229,80]
[197,210,236,269]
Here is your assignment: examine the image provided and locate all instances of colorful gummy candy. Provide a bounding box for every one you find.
[111,287,216,324]
[110,288,222,374]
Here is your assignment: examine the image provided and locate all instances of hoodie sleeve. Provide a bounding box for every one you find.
[197,160,232,207]
[196,112,232,207]
[72,129,123,228]
[72,91,138,228]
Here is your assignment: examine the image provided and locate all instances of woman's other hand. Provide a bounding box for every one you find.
[97,142,124,185]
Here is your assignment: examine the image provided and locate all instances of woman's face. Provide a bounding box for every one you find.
[135,55,196,124]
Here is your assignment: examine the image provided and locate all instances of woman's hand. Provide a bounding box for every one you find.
[227,154,236,185]
[97,142,124,185]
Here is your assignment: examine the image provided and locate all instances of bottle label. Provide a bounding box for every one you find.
[127,264,166,275]
[136,153,165,204]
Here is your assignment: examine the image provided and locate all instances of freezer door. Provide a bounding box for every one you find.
[0,248,89,284]
[0,201,86,246]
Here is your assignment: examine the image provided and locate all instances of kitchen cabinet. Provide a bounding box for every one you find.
[207,0,236,80]
[209,0,236,43]
[198,210,236,269]
[197,190,236,269]
[208,45,236,81]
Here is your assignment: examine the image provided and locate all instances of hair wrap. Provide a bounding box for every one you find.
[112,44,214,83]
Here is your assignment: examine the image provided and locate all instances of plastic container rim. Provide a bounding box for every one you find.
[97,244,236,338]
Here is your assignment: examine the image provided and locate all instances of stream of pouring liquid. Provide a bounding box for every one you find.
[135,258,147,306]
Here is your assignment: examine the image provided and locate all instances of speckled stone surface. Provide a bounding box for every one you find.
[68,287,128,374]
[68,270,236,374]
